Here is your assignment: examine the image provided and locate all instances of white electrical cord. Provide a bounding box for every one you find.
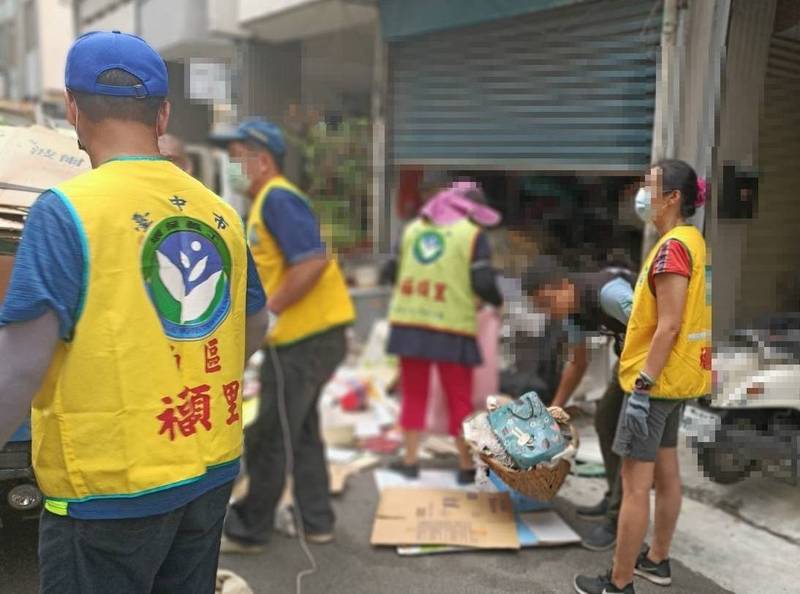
[267,343,318,594]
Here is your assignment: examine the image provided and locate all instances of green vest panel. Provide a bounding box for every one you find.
[389,218,479,336]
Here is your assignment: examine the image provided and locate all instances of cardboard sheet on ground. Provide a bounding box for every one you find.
[372,470,579,554]
[396,510,581,555]
[370,488,519,550]
[373,468,478,493]
[329,453,380,494]
[575,431,604,465]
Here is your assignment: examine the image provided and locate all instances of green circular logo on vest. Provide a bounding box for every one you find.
[413,230,445,264]
[141,216,232,340]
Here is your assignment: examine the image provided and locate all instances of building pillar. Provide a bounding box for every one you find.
[371,19,389,254]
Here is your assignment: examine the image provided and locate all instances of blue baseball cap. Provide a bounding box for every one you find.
[65,31,168,98]
[210,119,286,157]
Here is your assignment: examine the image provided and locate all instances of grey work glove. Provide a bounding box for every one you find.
[624,391,651,440]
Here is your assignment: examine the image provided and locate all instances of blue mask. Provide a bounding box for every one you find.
[634,187,652,223]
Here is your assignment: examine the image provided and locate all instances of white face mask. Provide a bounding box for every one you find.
[227,161,250,195]
[634,187,652,223]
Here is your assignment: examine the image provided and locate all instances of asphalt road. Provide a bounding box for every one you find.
[0,469,731,594]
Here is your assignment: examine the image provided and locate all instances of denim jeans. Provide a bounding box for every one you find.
[38,481,233,594]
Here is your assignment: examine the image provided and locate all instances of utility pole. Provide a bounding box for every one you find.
[642,0,681,263]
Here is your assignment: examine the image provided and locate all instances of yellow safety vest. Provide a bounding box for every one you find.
[619,225,711,399]
[246,176,354,346]
[388,218,480,336]
[33,157,247,513]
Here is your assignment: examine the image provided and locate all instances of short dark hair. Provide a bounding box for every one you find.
[243,139,284,171]
[654,159,698,219]
[523,255,571,295]
[72,69,164,125]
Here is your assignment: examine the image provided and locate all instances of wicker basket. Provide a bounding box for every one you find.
[479,408,579,502]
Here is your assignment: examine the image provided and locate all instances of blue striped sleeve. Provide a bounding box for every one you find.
[261,187,325,265]
[245,247,266,314]
[0,191,84,340]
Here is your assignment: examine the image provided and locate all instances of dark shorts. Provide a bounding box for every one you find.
[612,396,684,462]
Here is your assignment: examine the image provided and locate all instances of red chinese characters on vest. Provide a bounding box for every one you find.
[157,384,213,441]
[700,347,712,371]
[399,277,448,302]
[156,380,242,440]
[223,381,241,425]
[205,338,222,373]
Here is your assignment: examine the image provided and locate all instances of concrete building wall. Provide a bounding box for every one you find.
[80,2,134,32]
[76,0,135,33]
[0,0,72,99]
[301,23,373,116]
[712,0,777,334]
[234,39,302,179]
[238,0,313,23]
[164,60,214,144]
[736,35,800,321]
[36,0,73,96]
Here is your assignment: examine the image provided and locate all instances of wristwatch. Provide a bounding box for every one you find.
[634,372,655,393]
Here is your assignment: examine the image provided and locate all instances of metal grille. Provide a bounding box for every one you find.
[389,0,662,171]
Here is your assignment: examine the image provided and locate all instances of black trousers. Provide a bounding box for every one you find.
[38,481,233,594]
[224,327,347,544]
[595,367,625,524]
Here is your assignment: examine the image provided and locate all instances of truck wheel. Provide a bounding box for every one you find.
[697,430,753,485]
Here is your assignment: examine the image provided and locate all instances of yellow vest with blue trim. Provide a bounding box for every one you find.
[33,158,247,514]
[388,218,479,336]
[619,225,711,399]
[246,176,354,346]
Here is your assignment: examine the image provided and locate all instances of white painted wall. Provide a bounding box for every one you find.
[238,0,314,24]
[80,1,135,34]
[207,0,247,37]
[300,23,373,114]
[36,0,74,95]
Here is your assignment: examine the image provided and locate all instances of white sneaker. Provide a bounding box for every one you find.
[305,532,335,545]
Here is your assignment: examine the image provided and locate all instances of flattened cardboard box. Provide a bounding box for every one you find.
[0,254,13,303]
[0,126,89,303]
[0,125,89,208]
[370,488,520,550]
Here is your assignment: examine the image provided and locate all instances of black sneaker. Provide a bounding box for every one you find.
[574,570,635,594]
[576,497,609,519]
[635,547,672,586]
[456,468,476,485]
[581,520,617,551]
[388,459,419,479]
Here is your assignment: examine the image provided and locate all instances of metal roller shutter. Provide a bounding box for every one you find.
[389,0,662,171]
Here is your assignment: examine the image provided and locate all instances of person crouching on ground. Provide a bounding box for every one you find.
[524,256,635,551]
[384,180,504,484]
[574,159,711,594]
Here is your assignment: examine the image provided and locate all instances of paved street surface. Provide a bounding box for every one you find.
[2,423,798,594]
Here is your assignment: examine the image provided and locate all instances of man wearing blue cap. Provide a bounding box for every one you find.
[212,119,355,551]
[0,31,269,593]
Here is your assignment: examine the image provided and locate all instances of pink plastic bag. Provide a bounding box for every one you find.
[425,307,501,435]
